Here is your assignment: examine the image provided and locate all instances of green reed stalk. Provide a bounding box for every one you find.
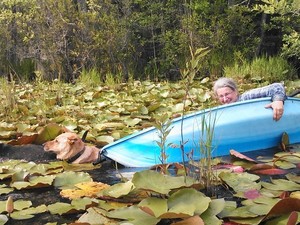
[199,110,217,191]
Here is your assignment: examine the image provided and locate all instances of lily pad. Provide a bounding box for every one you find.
[132,170,197,195]
[107,205,160,225]
[53,171,92,189]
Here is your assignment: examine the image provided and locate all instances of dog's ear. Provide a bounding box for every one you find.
[68,138,78,145]
[81,130,89,142]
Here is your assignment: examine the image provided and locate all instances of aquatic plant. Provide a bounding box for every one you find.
[154,114,173,173]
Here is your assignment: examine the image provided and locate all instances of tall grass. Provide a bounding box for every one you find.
[77,68,102,87]
[198,111,218,192]
[224,55,297,83]
[0,76,16,117]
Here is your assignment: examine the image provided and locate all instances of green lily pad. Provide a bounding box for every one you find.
[100,180,134,198]
[0,215,8,225]
[132,170,197,195]
[218,171,261,192]
[138,197,168,218]
[47,202,74,215]
[10,205,47,220]
[107,205,160,225]
[166,188,211,217]
[262,179,300,191]
[53,171,92,189]
[77,207,117,224]
[0,199,32,213]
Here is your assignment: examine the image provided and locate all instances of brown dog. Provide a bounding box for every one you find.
[43,132,100,164]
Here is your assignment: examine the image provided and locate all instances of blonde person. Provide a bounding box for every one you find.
[213,77,286,121]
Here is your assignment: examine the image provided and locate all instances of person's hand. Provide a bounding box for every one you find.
[265,100,284,121]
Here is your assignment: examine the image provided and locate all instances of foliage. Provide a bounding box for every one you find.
[253,0,300,62]
[77,68,102,87]
[223,55,297,83]
[0,79,214,146]
[0,0,296,82]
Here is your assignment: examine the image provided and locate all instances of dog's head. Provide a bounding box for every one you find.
[43,132,85,160]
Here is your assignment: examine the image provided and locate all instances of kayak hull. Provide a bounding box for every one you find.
[102,97,300,167]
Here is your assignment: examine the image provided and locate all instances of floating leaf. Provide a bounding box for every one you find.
[107,205,160,225]
[166,188,211,217]
[290,191,300,199]
[132,170,197,195]
[53,171,92,189]
[124,118,142,127]
[77,207,117,224]
[264,198,300,221]
[262,179,300,191]
[0,200,32,213]
[61,182,110,199]
[172,215,204,225]
[100,181,133,198]
[230,149,256,162]
[286,173,300,184]
[138,197,168,217]
[251,168,287,175]
[243,189,261,200]
[34,123,68,144]
[274,160,296,169]
[200,198,225,225]
[47,202,74,215]
[0,184,14,195]
[218,172,261,192]
[10,205,47,220]
[0,215,8,224]
[7,133,38,145]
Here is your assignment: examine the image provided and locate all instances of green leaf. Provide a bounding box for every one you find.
[167,188,211,216]
[47,202,73,215]
[10,205,47,220]
[100,181,134,198]
[132,170,197,195]
[262,179,300,191]
[219,172,261,192]
[107,205,160,225]
[53,171,92,189]
[0,214,8,225]
[77,207,115,224]
[138,197,168,218]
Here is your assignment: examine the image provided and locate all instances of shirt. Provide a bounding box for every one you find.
[238,83,286,102]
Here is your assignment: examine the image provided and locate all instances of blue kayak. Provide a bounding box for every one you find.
[101,97,300,167]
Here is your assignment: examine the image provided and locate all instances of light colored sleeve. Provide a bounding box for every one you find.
[239,83,286,102]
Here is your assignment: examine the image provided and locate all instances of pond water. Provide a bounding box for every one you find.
[1,145,299,225]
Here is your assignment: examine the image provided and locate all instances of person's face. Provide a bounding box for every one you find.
[216,87,238,104]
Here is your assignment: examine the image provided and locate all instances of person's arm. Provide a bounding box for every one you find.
[240,83,286,121]
[239,83,286,101]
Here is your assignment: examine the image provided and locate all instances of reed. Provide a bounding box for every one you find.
[77,68,102,87]
[0,76,16,117]
[154,114,173,174]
